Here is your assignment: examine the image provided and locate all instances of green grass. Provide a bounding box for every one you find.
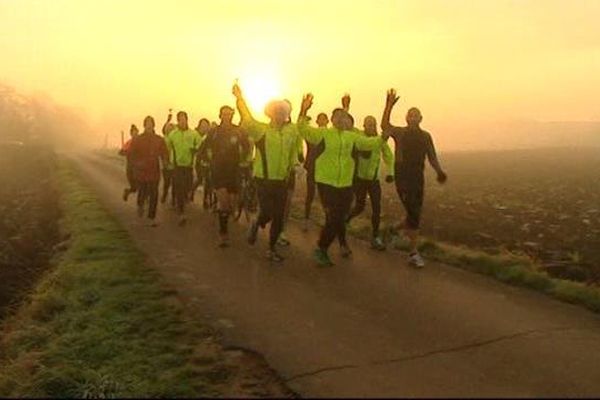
[292,204,600,314]
[0,161,233,398]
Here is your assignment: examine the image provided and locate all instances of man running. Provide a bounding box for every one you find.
[201,106,249,247]
[346,116,394,250]
[381,88,447,268]
[302,112,329,231]
[298,94,384,266]
[120,124,139,202]
[233,83,301,263]
[164,111,202,226]
[129,116,169,226]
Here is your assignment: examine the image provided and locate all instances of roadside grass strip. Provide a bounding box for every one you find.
[293,205,600,314]
[0,161,239,398]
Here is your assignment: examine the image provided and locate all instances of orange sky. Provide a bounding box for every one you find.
[1,0,599,149]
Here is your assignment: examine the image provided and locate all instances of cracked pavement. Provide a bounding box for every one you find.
[74,152,600,398]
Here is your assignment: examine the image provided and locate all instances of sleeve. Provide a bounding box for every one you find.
[160,137,169,164]
[297,117,324,144]
[193,130,202,151]
[296,134,304,163]
[354,132,384,151]
[241,119,269,142]
[382,141,395,177]
[425,132,439,164]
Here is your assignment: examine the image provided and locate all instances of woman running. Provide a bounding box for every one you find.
[233,82,301,263]
[297,94,386,266]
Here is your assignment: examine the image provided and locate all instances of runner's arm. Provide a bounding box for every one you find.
[355,132,384,151]
[162,111,173,135]
[425,133,447,183]
[382,141,395,179]
[159,137,170,166]
[381,89,403,139]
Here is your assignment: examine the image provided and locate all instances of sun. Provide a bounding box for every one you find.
[238,70,281,117]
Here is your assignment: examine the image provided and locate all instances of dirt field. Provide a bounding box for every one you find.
[292,147,600,284]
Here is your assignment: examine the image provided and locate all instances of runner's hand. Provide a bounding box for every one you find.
[300,93,314,114]
[342,93,351,111]
[232,82,243,98]
[385,175,394,183]
[386,89,400,107]
[437,171,448,184]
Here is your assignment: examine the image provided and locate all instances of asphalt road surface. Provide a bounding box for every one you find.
[72,152,600,398]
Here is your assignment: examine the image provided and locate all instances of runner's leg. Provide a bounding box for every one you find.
[148,181,159,220]
[369,180,382,238]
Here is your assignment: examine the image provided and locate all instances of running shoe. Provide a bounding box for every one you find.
[371,236,386,251]
[313,248,334,267]
[277,232,290,247]
[247,220,259,245]
[148,220,159,228]
[266,250,284,263]
[408,252,425,268]
[340,245,353,258]
[218,235,230,248]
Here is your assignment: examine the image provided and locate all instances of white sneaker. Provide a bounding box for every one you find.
[408,252,425,268]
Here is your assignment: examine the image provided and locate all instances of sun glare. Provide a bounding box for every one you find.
[238,70,281,117]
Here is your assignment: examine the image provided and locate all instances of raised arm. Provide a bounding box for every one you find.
[381,89,400,133]
[341,93,351,112]
[162,109,173,135]
[425,133,447,183]
[232,82,254,123]
[297,93,325,144]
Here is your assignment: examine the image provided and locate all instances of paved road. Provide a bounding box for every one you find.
[73,152,600,398]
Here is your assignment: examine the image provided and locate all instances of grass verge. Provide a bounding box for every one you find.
[0,160,290,398]
[292,205,600,314]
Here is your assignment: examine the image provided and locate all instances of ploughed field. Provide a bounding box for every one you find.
[294,147,600,284]
[0,144,61,319]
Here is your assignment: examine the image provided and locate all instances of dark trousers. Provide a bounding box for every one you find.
[347,178,382,237]
[126,163,138,192]
[161,169,174,205]
[173,166,193,215]
[317,183,354,250]
[137,181,159,219]
[256,179,288,250]
[304,169,316,219]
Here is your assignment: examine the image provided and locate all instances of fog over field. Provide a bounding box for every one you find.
[1,0,599,151]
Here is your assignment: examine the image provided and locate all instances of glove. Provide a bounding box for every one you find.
[385,175,394,183]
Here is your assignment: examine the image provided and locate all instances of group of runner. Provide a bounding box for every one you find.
[120,83,447,267]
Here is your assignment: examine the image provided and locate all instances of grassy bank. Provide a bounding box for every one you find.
[0,160,292,398]
[292,204,600,314]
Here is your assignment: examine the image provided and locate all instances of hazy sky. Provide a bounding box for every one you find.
[1,0,599,149]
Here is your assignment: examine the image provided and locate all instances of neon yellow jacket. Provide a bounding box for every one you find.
[241,120,301,181]
[165,128,202,168]
[355,132,395,181]
[298,118,384,188]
